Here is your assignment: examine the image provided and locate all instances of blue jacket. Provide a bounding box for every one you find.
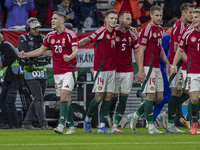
[72,0,100,28]
[160,31,171,95]
[4,0,34,28]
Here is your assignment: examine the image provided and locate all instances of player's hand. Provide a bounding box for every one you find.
[136,70,146,83]
[166,63,171,76]
[63,54,71,62]
[171,65,177,74]
[18,51,26,58]
[45,50,53,57]
[130,27,138,36]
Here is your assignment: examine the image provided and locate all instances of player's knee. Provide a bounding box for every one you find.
[60,95,71,102]
[191,99,199,105]
[104,92,112,101]
[146,94,156,101]
[156,97,163,103]
[94,93,105,103]
[171,89,181,97]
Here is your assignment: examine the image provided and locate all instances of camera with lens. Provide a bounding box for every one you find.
[19,56,51,67]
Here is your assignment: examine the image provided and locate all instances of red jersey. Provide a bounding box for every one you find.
[180,24,194,70]
[179,28,200,73]
[140,23,163,68]
[168,19,187,65]
[43,28,79,74]
[88,24,116,71]
[115,26,139,72]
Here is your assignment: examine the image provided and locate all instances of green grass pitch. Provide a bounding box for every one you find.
[0,127,200,150]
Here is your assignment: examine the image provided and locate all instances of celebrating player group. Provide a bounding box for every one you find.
[18,2,200,135]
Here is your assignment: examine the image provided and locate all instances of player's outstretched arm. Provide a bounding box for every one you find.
[42,50,53,57]
[63,46,78,62]
[174,42,179,53]
[134,47,139,68]
[171,46,184,74]
[136,45,146,83]
[78,37,91,47]
[18,45,48,58]
[181,51,187,63]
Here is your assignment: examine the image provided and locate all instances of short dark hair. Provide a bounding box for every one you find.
[180,3,194,12]
[53,11,66,21]
[150,5,162,14]
[105,9,117,18]
[119,11,130,19]
[168,17,179,27]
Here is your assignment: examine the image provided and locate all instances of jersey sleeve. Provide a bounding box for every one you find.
[88,26,105,42]
[42,34,51,48]
[68,30,79,47]
[178,33,187,50]
[139,27,149,47]
[173,25,181,43]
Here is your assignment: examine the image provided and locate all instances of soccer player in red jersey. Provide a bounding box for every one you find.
[18,11,79,134]
[129,5,171,134]
[79,9,117,133]
[107,11,139,133]
[171,8,200,135]
[160,3,194,133]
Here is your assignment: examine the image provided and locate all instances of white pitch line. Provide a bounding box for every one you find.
[0,142,200,146]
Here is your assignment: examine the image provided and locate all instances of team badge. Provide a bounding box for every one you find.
[142,38,147,44]
[178,36,181,41]
[106,34,110,39]
[150,86,154,91]
[62,38,65,45]
[91,33,96,39]
[129,37,132,43]
[153,32,157,38]
[116,36,120,42]
[51,39,55,44]
[180,40,183,46]
[178,82,182,86]
[191,36,196,42]
[98,86,103,90]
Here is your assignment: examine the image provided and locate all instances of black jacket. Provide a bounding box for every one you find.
[0,40,24,83]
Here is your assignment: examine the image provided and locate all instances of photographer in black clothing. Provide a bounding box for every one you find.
[18,17,52,130]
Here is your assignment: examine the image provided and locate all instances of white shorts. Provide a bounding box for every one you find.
[54,71,78,96]
[114,72,133,94]
[182,70,189,90]
[92,70,116,93]
[188,74,200,92]
[168,66,184,90]
[142,67,163,94]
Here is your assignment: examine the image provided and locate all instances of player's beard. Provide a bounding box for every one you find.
[153,19,160,26]
[122,21,130,30]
